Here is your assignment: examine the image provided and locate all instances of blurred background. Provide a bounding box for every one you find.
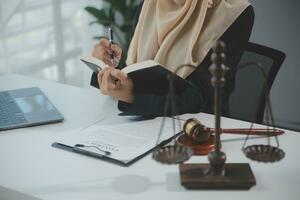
[0,0,299,130]
[0,0,104,87]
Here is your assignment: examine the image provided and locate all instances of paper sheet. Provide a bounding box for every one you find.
[56,117,183,164]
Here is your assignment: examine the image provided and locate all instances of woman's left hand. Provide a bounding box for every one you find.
[97,68,134,103]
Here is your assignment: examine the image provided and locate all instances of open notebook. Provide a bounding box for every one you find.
[53,117,183,166]
[80,56,193,94]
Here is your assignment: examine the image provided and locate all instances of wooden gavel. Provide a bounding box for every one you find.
[183,118,285,143]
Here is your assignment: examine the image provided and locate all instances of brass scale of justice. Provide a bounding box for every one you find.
[152,41,285,189]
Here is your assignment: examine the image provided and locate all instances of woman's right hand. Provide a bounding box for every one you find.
[92,38,122,68]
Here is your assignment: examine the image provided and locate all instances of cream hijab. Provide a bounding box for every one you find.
[126,0,250,78]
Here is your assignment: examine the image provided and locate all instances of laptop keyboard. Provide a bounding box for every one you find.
[0,92,27,127]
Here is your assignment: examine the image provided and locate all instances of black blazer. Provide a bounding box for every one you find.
[91,2,255,117]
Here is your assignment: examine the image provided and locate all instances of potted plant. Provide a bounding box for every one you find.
[85,0,140,65]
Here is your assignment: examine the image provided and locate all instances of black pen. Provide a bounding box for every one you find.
[108,27,121,85]
[74,144,111,156]
[109,27,115,65]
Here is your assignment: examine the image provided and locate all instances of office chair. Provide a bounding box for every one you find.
[229,42,286,124]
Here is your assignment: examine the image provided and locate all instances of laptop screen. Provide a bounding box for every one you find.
[14,95,55,113]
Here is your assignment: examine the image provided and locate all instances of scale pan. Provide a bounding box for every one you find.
[243,145,285,163]
[152,145,193,164]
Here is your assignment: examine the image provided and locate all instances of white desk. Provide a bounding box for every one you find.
[0,74,299,200]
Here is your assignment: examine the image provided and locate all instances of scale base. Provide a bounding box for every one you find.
[179,163,256,190]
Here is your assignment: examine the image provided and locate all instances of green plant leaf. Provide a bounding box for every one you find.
[85,6,110,21]
[120,25,127,32]
[124,5,139,22]
[129,0,137,7]
[85,0,140,53]
[102,0,126,15]
[89,20,112,27]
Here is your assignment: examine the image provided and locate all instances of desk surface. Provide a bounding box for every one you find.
[0,74,299,200]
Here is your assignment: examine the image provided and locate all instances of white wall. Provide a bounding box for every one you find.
[249,0,300,130]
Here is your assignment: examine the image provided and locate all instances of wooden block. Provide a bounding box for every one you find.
[179,163,256,190]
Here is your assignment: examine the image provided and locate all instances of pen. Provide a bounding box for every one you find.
[74,144,111,156]
[108,27,121,85]
[108,27,115,65]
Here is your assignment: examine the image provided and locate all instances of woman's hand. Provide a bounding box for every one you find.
[98,68,134,103]
[92,38,122,68]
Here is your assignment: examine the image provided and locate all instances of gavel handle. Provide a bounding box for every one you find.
[219,128,284,136]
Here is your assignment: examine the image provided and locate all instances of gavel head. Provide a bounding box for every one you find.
[183,118,212,143]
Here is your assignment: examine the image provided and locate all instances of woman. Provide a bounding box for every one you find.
[90,0,254,116]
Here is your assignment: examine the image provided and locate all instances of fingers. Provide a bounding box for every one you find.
[98,68,134,102]
[99,68,118,95]
[111,44,122,59]
[110,69,127,83]
[92,44,112,64]
[97,69,104,88]
[111,69,127,83]
[99,38,121,58]
[92,38,122,67]
[99,38,110,47]
[100,69,110,95]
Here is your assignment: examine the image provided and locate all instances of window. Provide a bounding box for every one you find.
[0,0,102,87]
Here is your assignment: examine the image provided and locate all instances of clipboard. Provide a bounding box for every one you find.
[52,132,182,167]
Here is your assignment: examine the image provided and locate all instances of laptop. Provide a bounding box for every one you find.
[0,186,42,200]
[0,87,64,131]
